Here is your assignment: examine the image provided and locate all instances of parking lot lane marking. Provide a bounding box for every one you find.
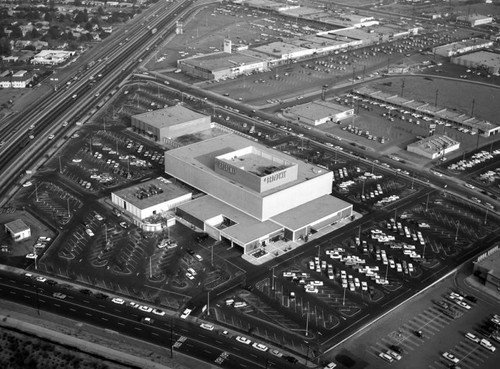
[85,312,92,316]
[101,317,108,321]
[203,349,211,354]
[152,332,159,336]
[69,308,76,312]
[134,327,142,331]
[23,295,31,299]
[117,322,125,326]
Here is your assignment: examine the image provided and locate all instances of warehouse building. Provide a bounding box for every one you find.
[456,14,493,27]
[432,38,494,57]
[165,134,352,254]
[451,51,500,75]
[406,135,460,160]
[353,86,500,137]
[111,178,192,222]
[131,105,211,144]
[283,100,354,126]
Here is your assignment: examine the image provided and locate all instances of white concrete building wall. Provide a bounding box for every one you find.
[261,172,333,220]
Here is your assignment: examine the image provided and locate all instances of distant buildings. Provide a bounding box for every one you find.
[407,135,460,159]
[432,38,494,58]
[456,14,493,27]
[32,50,76,65]
[0,70,34,88]
[353,86,500,137]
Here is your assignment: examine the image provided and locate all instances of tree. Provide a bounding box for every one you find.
[0,37,11,56]
[8,24,23,38]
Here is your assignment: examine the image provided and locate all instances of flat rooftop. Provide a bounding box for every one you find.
[287,100,352,120]
[179,52,264,72]
[408,134,459,154]
[454,51,500,68]
[177,195,282,244]
[271,195,351,231]
[132,105,208,129]
[434,38,493,52]
[4,219,29,233]
[475,246,500,280]
[254,41,309,57]
[219,151,291,177]
[165,133,329,196]
[113,178,191,210]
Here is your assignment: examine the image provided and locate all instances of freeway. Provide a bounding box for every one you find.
[0,271,302,369]
[0,0,198,201]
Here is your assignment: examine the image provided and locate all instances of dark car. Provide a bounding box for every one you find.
[465,295,478,303]
[284,356,298,364]
[186,249,195,256]
[415,330,424,338]
[46,280,57,286]
[95,293,108,300]
[79,289,92,295]
[389,344,403,354]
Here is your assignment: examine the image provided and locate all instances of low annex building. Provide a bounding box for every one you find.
[4,219,31,242]
[284,100,354,126]
[165,134,353,255]
[131,105,211,145]
[406,135,459,160]
[111,178,192,221]
[473,245,500,291]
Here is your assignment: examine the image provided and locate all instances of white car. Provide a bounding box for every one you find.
[95,214,104,221]
[25,253,38,259]
[442,352,460,364]
[456,300,471,310]
[194,254,203,262]
[379,352,393,363]
[187,268,197,276]
[180,308,192,319]
[152,308,165,316]
[85,228,95,237]
[111,298,125,305]
[252,342,268,352]
[235,336,252,345]
[62,121,68,127]
[465,332,480,343]
[35,276,47,282]
[53,292,66,299]
[48,134,55,140]
[324,363,337,369]
[22,181,33,187]
[200,323,214,331]
[139,305,152,313]
[186,272,195,280]
[480,339,496,352]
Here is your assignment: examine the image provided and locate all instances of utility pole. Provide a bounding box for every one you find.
[435,89,439,107]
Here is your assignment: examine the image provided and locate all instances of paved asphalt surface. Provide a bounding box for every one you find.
[0,271,303,369]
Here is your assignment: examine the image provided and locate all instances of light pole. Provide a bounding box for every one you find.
[454,220,460,241]
[207,290,211,316]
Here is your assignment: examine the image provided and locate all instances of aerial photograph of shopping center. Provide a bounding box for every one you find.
[1,0,500,368]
